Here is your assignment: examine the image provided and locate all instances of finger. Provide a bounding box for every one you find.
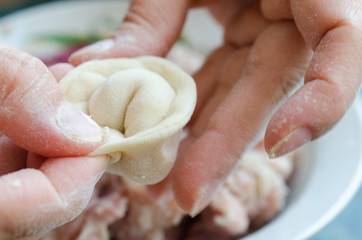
[0,155,107,239]
[0,136,27,176]
[147,129,204,198]
[190,0,223,8]
[291,0,362,50]
[146,125,199,198]
[147,173,173,199]
[207,0,252,27]
[265,0,362,157]
[69,0,190,65]
[0,44,104,157]
[149,45,249,202]
[190,45,236,124]
[260,0,292,20]
[192,46,250,136]
[172,22,312,215]
[225,1,271,46]
[48,63,74,83]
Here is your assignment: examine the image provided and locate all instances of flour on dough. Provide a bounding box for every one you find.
[59,56,197,184]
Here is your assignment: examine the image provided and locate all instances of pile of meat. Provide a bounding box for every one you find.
[42,149,295,240]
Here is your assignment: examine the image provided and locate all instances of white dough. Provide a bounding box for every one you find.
[59,56,197,184]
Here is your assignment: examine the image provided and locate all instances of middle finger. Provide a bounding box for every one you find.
[172,21,313,215]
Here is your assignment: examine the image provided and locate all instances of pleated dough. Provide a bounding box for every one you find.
[59,56,197,184]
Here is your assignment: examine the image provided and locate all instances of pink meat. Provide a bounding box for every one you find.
[109,180,184,240]
[42,175,184,240]
[185,150,294,239]
[42,150,294,240]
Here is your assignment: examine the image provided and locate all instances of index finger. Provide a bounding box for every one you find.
[0,155,107,239]
[172,22,312,215]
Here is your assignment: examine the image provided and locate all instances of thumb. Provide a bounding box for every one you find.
[0,43,104,157]
[69,0,190,65]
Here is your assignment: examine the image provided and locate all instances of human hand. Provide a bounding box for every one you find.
[0,43,107,239]
[70,0,362,216]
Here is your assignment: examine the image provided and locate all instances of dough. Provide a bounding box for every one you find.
[59,56,197,184]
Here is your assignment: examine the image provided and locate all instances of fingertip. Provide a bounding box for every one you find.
[146,174,172,199]
[0,156,108,237]
[260,0,292,20]
[20,100,106,157]
[40,155,108,202]
[266,127,312,159]
[56,100,105,145]
[0,44,104,157]
[48,63,74,82]
[69,39,115,66]
[189,181,221,217]
[70,0,189,64]
[172,132,230,215]
[265,79,355,159]
[173,170,221,217]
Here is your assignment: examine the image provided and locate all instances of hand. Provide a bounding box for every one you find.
[70,0,362,216]
[0,43,107,239]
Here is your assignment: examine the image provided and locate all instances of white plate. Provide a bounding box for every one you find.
[1,1,362,239]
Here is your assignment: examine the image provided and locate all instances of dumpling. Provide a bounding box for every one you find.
[59,56,197,184]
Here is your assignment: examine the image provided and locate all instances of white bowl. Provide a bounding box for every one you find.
[1,1,362,239]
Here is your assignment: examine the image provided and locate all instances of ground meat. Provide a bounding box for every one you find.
[42,149,295,240]
[185,150,294,239]
[108,180,184,240]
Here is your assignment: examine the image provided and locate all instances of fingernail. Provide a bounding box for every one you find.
[56,101,104,143]
[70,39,114,59]
[268,127,312,159]
[189,180,221,218]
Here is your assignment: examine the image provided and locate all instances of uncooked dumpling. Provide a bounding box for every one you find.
[59,56,197,184]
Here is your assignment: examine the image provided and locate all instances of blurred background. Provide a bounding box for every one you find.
[0,0,60,15]
[0,0,361,239]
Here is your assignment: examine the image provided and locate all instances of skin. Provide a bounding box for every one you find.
[0,0,361,238]
[0,46,107,238]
